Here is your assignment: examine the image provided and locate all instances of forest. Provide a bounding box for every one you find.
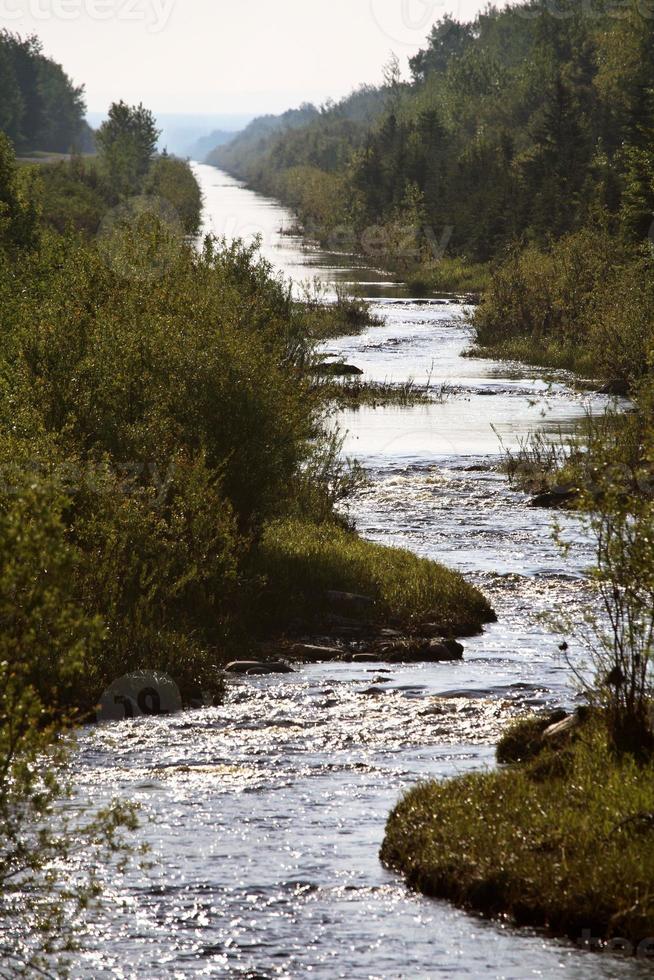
[212,1,654,287]
[0,30,92,154]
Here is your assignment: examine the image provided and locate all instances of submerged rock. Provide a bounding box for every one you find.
[312,361,364,377]
[530,485,579,508]
[225,660,294,675]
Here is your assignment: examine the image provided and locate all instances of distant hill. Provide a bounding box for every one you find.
[186,130,237,162]
[207,103,320,173]
[86,111,253,159]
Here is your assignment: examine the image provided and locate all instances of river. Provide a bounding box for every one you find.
[68,165,648,978]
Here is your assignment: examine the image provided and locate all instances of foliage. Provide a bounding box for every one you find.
[0,471,138,976]
[0,31,88,154]
[381,719,654,948]
[0,132,41,250]
[37,155,110,235]
[474,225,654,385]
[144,153,203,235]
[96,101,160,198]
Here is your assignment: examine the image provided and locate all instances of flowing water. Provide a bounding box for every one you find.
[68,166,648,978]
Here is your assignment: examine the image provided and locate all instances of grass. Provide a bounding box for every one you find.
[381,714,654,950]
[252,517,495,635]
[406,257,491,296]
[300,285,384,340]
[319,378,447,409]
[468,336,597,377]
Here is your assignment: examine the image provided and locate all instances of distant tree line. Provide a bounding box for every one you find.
[210,0,654,264]
[0,31,92,154]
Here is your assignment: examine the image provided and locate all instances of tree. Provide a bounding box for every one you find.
[0,131,40,250]
[96,101,161,197]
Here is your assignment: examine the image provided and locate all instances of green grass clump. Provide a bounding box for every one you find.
[252,517,495,634]
[407,257,491,296]
[382,720,654,948]
[320,378,434,409]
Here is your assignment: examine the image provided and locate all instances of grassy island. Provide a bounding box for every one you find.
[381,712,654,952]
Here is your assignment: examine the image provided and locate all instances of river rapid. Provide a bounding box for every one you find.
[68,166,648,979]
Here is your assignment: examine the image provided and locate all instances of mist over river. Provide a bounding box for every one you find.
[66,165,648,978]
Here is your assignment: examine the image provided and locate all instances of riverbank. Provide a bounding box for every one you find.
[381,711,654,952]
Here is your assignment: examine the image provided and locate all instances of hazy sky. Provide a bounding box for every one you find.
[5,0,506,116]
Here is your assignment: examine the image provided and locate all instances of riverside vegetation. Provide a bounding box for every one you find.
[205,0,654,954]
[0,44,494,971]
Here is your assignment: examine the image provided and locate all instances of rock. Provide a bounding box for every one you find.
[542,713,578,740]
[349,653,383,663]
[530,485,579,509]
[383,638,464,663]
[598,379,630,397]
[312,362,364,377]
[224,660,294,675]
[289,643,343,662]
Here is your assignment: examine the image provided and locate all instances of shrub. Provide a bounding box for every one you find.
[144,154,203,235]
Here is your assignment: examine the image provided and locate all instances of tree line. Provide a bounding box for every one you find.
[210,1,654,265]
[0,31,92,154]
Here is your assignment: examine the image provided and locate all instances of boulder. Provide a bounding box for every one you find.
[225,660,294,675]
[530,485,579,509]
[383,638,464,663]
[598,379,630,397]
[289,643,343,662]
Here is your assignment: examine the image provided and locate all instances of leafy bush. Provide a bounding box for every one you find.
[473,226,654,386]
[0,471,137,975]
[144,154,203,235]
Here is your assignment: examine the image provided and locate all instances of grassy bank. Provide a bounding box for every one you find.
[381,714,654,950]
[405,257,491,297]
[253,518,495,636]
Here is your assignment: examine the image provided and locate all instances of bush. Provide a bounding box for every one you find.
[144,154,203,235]
[0,471,137,974]
[473,225,654,387]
